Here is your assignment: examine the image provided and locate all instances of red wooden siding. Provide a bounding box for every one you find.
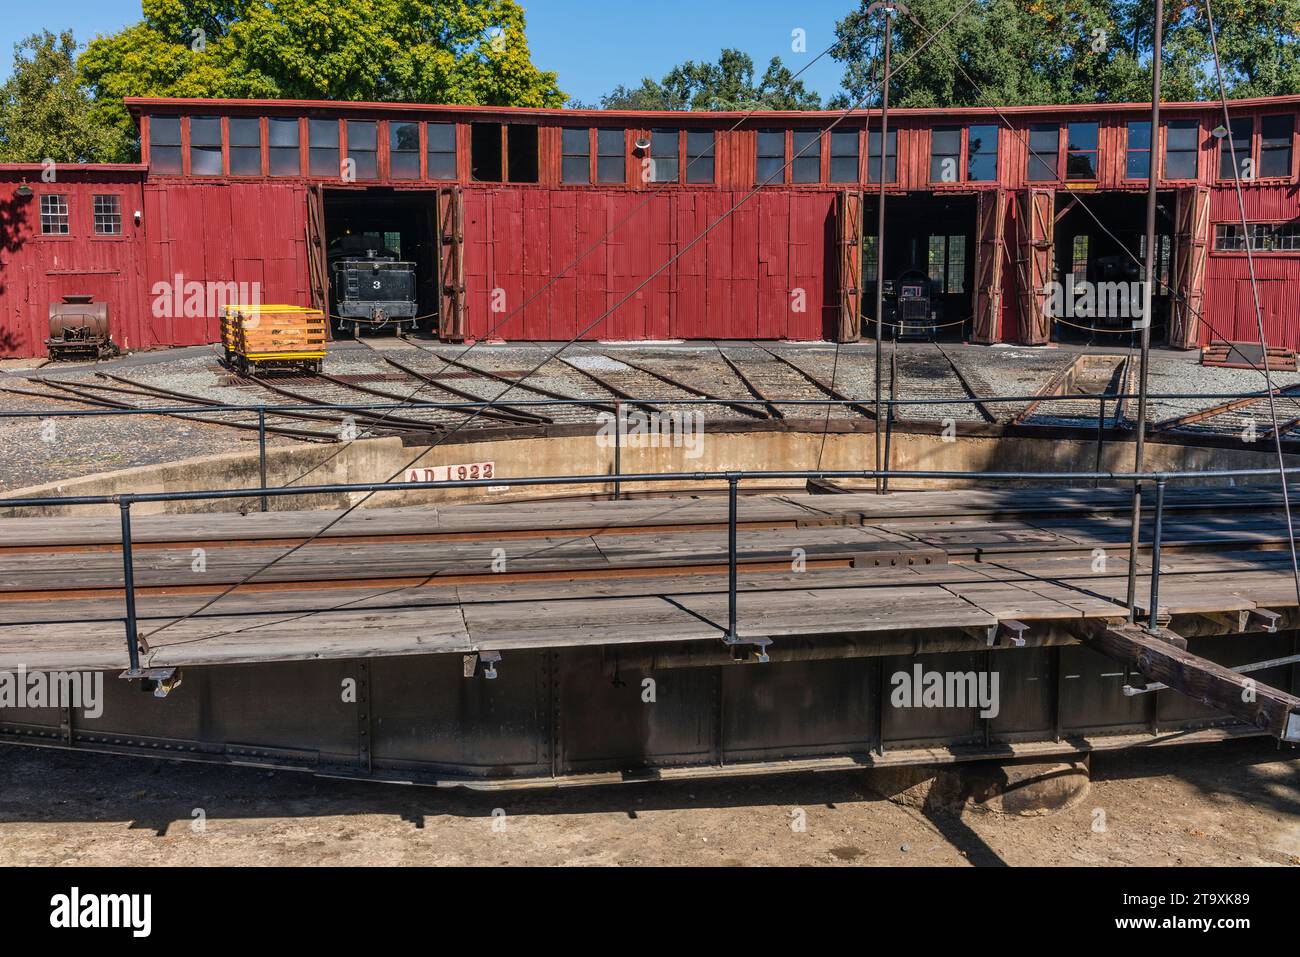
[5,96,1300,357]
[459,188,834,341]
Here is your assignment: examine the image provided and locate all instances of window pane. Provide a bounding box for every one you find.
[1066,151,1096,179]
[1067,122,1098,152]
[829,131,858,182]
[1127,120,1151,150]
[1027,124,1058,181]
[1220,118,1252,179]
[93,194,121,235]
[310,119,340,177]
[190,117,220,146]
[1261,115,1294,178]
[562,156,589,184]
[792,129,820,183]
[756,130,785,183]
[427,123,457,180]
[686,130,714,183]
[947,235,966,294]
[40,194,70,234]
[427,123,455,152]
[347,120,377,150]
[1126,121,1152,179]
[150,116,181,146]
[564,126,595,182]
[229,118,260,147]
[347,121,377,179]
[268,117,299,147]
[390,122,419,179]
[931,126,961,182]
[189,117,222,175]
[1165,121,1198,151]
[427,150,456,179]
[597,129,623,155]
[562,128,589,154]
[597,155,624,183]
[928,235,946,287]
[867,130,896,183]
[651,129,678,182]
[227,118,261,175]
[268,118,300,175]
[966,124,998,181]
[757,130,784,157]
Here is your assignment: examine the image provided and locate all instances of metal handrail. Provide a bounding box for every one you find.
[3,463,1296,674]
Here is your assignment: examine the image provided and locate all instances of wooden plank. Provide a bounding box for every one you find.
[1083,623,1300,741]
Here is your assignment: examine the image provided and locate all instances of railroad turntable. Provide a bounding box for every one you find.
[1,479,1298,788]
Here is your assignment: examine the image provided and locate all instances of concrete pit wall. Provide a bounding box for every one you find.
[3,423,1295,517]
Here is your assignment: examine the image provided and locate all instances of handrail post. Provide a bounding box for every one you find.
[613,399,622,501]
[727,474,739,644]
[258,406,268,512]
[119,497,142,675]
[1147,477,1167,633]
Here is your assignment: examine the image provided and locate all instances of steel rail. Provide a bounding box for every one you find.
[374,355,551,424]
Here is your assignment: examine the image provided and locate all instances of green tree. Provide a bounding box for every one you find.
[79,0,565,148]
[0,31,131,163]
[600,48,822,110]
[831,0,1146,108]
[830,0,1300,109]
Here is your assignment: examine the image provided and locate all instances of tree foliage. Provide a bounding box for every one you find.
[79,0,565,149]
[597,48,822,111]
[0,31,131,163]
[831,0,1300,108]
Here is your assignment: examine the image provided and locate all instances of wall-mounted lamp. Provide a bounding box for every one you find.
[134,210,142,226]
[14,182,33,198]
[633,135,651,152]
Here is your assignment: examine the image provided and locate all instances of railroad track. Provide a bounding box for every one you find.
[715,346,867,420]
[7,374,340,441]
[1151,380,1300,440]
[1,487,1294,605]
[1012,353,1128,428]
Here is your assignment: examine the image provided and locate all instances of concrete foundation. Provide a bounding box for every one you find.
[4,421,1296,517]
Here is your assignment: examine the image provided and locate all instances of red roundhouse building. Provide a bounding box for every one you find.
[1,94,1298,357]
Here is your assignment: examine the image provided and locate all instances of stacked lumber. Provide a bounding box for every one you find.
[1203,340,1297,372]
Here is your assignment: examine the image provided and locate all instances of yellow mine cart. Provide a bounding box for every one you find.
[221,304,327,375]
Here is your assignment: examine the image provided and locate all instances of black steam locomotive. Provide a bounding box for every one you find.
[328,233,419,336]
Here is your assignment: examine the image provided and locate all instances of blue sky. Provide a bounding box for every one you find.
[0,1,853,103]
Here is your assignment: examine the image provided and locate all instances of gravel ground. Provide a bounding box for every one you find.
[0,389,295,492]
[5,341,1299,492]
[0,738,1295,866]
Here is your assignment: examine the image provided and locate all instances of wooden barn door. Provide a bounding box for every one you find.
[971,189,1007,344]
[1170,185,1210,349]
[436,185,466,341]
[1014,188,1055,345]
[837,189,863,342]
[305,184,328,314]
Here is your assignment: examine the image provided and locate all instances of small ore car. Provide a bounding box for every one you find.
[222,304,327,375]
[328,233,419,337]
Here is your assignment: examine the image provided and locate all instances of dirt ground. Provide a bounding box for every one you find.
[0,738,1296,866]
